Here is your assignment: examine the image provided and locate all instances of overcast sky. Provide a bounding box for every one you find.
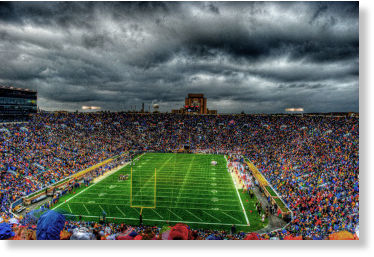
[0,1,359,113]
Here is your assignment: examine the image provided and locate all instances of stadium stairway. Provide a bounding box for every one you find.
[252,184,287,234]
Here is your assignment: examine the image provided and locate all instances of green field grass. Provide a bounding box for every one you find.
[53,153,267,232]
[265,186,278,197]
[274,198,289,213]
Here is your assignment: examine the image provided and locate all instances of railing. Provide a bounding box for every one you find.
[0,121,29,125]
[9,198,24,218]
[9,153,123,217]
[243,157,294,231]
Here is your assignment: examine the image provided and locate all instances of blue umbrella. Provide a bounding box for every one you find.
[0,223,15,239]
[36,210,66,240]
[206,234,219,240]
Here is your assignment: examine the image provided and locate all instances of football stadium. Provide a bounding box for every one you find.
[52,153,265,232]
[0,2,360,242]
[0,109,359,240]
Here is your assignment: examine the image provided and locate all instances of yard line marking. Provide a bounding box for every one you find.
[52,161,133,210]
[185,210,203,221]
[221,211,241,223]
[62,214,249,227]
[175,155,195,206]
[82,195,239,203]
[66,201,241,212]
[83,204,90,215]
[151,209,163,219]
[133,208,140,215]
[202,210,221,222]
[116,206,126,217]
[98,204,106,214]
[53,153,253,229]
[225,155,250,225]
[67,203,72,213]
[168,209,182,220]
[97,186,236,192]
[132,155,173,200]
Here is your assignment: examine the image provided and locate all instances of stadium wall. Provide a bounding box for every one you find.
[10,153,124,217]
[244,158,293,220]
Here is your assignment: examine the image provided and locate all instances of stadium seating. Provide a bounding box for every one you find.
[0,112,358,240]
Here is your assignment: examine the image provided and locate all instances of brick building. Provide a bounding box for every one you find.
[172,94,217,115]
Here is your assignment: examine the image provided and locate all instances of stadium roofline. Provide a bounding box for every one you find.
[0,84,36,93]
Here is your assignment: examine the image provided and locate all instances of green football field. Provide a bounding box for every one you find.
[53,153,267,232]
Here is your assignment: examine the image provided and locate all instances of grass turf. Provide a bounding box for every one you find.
[53,153,267,232]
[265,186,278,197]
[274,198,289,213]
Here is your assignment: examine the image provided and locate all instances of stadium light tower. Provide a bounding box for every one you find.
[82,106,101,111]
[285,107,304,116]
[153,104,159,113]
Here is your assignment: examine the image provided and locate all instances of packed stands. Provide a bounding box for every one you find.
[0,112,359,240]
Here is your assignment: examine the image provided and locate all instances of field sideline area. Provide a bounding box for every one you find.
[52,153,267,232]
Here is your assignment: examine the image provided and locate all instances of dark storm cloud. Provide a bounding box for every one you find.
[0,1,359,113]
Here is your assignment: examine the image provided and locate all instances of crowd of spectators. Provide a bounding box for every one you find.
[0,112,359,240]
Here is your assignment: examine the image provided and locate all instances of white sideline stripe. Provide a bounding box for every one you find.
[52,184,96,210]
[202,210,221,222]
[67,204,72,213]
[116,206,126,218]
[54,154,249,227]
[225,155,250,226]
[151,209,163,219]
[185,210,203,221]
[168,209,182,220]
[52,160,134,210]
[83,204,90,215]
[221,211,241,223]
[62,214,249,227]
[93,153,144,183]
